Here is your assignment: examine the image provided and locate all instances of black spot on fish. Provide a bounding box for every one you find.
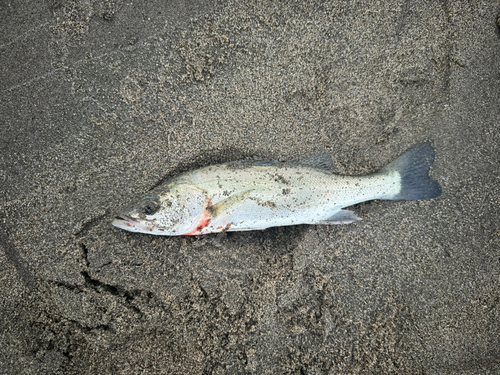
[249,197,277,208]
[282,188,291,195]
[273,174,290,184]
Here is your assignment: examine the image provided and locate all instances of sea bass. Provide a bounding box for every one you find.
[112,142,441,235]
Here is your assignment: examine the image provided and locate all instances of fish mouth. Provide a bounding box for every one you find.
[111,215,156,233]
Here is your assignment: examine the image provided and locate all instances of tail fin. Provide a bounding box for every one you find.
[382,142,442,201]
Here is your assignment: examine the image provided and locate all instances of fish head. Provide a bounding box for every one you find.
[112,183,207,235]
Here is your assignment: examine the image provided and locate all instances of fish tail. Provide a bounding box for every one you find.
[382,142,442,201]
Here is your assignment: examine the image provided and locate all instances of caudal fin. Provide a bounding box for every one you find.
[382,142,442,201]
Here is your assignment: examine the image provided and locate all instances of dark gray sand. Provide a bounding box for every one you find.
[1,1,500,373]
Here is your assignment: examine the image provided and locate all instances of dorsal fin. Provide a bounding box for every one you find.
[224,160,277,169]
[297,151,334,171]
[223,153,334,171]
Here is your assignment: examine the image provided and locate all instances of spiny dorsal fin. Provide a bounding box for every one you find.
[224,160,277,169]
[223,152,334,171]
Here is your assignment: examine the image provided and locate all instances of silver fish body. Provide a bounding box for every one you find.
[112,142,441,235]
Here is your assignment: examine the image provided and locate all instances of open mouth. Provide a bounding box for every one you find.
[111,215,155,232]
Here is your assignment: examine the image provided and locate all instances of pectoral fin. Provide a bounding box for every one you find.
[318,209,362,225]
[208,190,254,217]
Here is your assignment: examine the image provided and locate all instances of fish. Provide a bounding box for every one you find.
[112,142,442,236]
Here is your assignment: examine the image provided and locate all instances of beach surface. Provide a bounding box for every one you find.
[1,1,499,373]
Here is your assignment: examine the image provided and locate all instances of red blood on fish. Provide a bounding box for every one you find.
[183,210,211,235]
[183,197,212,235]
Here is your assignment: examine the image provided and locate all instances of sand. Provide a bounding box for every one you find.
[1,1,499,373]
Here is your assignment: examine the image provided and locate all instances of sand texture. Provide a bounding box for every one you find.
[1,1,499,374]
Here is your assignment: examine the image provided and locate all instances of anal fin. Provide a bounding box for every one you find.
[318,209,362,225]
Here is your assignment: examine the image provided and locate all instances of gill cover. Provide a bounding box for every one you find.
[156,183,208,235]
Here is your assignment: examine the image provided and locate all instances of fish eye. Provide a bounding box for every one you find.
[141,198,160,215]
